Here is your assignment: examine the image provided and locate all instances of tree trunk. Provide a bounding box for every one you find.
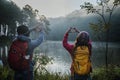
[105,28,110,69]
[2,46,8,66]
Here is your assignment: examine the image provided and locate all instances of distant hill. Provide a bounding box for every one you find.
[46,8,120,42]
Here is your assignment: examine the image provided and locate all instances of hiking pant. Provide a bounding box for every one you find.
[73,73,92,80]
[14,71,33,80]
[70,76,74,80]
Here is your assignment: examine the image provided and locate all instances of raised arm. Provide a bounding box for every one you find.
[62,28,74,53]
[30,23,45,49]
[31,31,44,49]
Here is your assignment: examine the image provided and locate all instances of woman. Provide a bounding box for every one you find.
[62,27,92,80]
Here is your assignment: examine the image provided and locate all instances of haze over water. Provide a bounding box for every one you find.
[38,41,120,74]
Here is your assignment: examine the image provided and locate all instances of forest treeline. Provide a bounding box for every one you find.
[0,0,50,40]
[0,0,120,42]
[46,9,120,42]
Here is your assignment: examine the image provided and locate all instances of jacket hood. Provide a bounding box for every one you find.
[17,35,31,42]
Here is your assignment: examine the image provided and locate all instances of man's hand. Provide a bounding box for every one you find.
[32,23,43,32]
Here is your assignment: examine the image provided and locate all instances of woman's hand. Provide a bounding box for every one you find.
[66,27,72,34]
[66,27,80,33]
[73,27,80,33]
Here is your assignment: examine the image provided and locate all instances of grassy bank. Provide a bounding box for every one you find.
[0,65,120,80]
[0,65,69,80]
[0,55,120,80]
[91,65,120,80]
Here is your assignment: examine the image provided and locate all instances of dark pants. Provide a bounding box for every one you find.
[14,71,33,80]
[71,73,91,80]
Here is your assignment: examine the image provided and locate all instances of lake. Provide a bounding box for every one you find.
[37,41,120,74]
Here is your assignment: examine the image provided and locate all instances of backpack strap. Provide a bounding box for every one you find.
[88,44,92,56]
[26,41,33,61]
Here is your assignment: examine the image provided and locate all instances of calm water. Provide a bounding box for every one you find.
[37,41,120,74]
[0,40,119,74]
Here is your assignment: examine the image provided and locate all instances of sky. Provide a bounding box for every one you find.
[11,0,114,18]
[11,0,97,18]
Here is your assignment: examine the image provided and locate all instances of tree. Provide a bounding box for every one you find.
[0,1,50,66]
[22,5,50,34]
[0,0,24,36]
[0,0,25,66]
[39,15,50,34]
[80,0,120,68]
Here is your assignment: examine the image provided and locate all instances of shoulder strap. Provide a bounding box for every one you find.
[88,44,92,56]
[26,41,31,55]
[25,41,33,60]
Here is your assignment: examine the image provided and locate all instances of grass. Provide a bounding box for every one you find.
[34,71,69,80]
[0,65,69,80]
[0,65,14,80]
[0,54,120,80]
[0,55,70,80]
[0,64,120,80]
[91,65,120,80]
[33,54,70,80]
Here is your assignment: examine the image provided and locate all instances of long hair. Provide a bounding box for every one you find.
[74,31,90,51]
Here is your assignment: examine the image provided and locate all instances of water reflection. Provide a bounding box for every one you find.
[45,57,70,75]
[38,41,120,74]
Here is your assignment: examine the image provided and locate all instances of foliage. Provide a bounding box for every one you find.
[0,0,24,35]
[34,71,69,80]
[80,0,120,40]
[80,0,120,68]
[33,54,69,80]
[92,65,120,80]
[32,48,69,80]
[22,5,50,34]
[0,65,14,80]
[0,0,50,36]
[33,54,53,73]
[39,15,51,34]
[0,55,69,80]
[0,36,12,46]
[1,60,120,80]
[0,0,23,24]
[89,19,106,41]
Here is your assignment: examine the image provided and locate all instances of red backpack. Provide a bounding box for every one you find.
[8,40,30,71]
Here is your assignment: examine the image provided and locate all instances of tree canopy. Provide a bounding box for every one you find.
[0,0,50,37]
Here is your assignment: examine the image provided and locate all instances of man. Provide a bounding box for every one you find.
[12,24,44,80]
